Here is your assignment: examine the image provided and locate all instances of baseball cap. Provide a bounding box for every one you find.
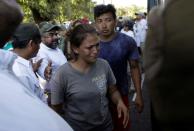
[135,12,145,17]
[13,23,41,41]
[40,23,61,35]
[39,21,49,28]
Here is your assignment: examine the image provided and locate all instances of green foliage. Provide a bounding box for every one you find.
[17,0,145,23]
[17,0,95,23]
[117,5,146,19]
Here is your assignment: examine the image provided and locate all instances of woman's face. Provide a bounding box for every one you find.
[73,33,100,64]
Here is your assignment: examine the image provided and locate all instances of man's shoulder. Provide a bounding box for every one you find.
[116,32,136,47]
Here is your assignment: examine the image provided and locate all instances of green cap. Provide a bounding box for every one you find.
[40,23,61,35]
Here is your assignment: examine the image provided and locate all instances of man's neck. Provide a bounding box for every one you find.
[100,32,117,42]
[13,49,29,60]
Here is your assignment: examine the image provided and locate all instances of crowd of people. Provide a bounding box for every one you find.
[1,1,143,130]
[2,0,193,131]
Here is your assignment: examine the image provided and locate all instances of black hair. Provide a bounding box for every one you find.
[94,4,116,20]
[12,36,40,49]
[69,24,97,60]
[123,20,134,31]
[0,0,23,48]
[12,32,41,49]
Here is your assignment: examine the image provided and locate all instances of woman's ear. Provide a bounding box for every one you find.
[71,45,79,54]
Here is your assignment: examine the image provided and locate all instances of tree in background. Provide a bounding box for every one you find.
[117,5,146,19]
[17,0,95,23]
[17,0,145,24]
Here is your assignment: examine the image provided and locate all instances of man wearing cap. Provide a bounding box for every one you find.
[36,23,67,105]
[12,23,46,103]
[133,12,147,55]
[0,0,73,131]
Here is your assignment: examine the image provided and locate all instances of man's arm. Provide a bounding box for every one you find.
[129,60,144,113]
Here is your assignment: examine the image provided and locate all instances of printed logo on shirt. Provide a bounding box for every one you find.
[92,74,107,93]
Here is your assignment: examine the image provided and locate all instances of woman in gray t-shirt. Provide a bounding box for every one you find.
[49,24,129,131]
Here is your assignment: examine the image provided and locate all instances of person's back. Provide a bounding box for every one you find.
[12,23,47,103]
[0,48,73,131]
[144,0,194,130]
[0,1,72,130]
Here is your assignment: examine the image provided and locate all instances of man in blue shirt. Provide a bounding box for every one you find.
[94,4,144,131]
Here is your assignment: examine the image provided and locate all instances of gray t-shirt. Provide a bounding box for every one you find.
[50,58,116,131]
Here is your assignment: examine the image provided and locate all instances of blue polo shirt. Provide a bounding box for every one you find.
[98,32,139,95]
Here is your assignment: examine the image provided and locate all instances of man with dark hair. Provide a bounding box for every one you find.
[12,23,46,103]
[0,0,23,47]
[94,4,144,131]
[0,1,72,130]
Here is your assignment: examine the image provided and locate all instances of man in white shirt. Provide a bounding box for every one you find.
[133,12,147,55]
[12,23,46,103]
[0,0,73,130]
[37,23,68,105]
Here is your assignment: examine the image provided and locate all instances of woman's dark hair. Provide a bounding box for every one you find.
[94,4,116,20]
[69,24,97,60]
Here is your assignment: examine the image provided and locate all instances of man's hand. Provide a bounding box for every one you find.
[31,58,42,72]
[44,61,52,81]
[117,100,129,128]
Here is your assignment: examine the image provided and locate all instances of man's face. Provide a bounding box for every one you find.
[95,12,116,38]
[42,30,59,49]
[27,39,40,59]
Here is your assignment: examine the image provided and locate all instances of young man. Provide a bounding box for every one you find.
[0,0,72,130]
[94,4,144,131]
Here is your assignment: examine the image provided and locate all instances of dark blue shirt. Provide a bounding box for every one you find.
[98,32,139,95]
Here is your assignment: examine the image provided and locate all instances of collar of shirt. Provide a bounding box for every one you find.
[15,56,32,68]
[40,42,59,51]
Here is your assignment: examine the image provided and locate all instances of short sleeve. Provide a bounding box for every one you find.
[50,68,65,105]
[104,60,116,86]
[127,37,140,61]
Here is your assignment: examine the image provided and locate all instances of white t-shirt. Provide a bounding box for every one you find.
[36,43,67,79]
[0,50,73,131]
[121,29,135,39]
